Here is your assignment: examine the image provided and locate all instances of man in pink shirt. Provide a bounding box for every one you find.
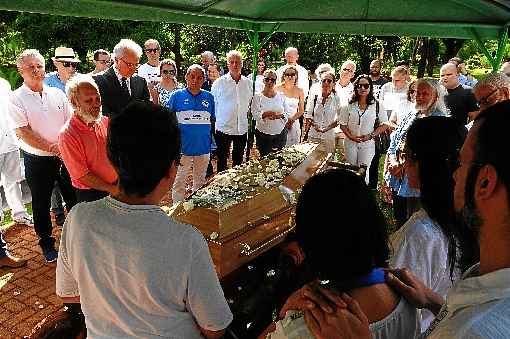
[59,75,117,203]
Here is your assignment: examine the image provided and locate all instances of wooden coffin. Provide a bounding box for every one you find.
[169,143,330,278]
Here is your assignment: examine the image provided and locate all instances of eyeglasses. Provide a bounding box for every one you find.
[119,58,138,69]
[477,88,499,107]
[264,77,277,83]
[322,78,334,84]
[59,61,79,68]
[342,68,354,73]
[162,69,176,75]
[145,48,160,53]
[356,83,370,89]
[284,73,297,77]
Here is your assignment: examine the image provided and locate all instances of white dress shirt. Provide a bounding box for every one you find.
[335,81,354,107]
[252,92,290,135]
[426,264,510,338]
[338,101,388,137]
[0,78,18,155]
[211,73,253,135]
[8,83,70,156]
[304,92,342,141]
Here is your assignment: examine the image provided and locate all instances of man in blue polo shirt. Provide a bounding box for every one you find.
[166,64,215,203]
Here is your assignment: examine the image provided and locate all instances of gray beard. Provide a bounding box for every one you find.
[77,109,102,125]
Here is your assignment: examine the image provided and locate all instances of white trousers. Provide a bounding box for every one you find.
[0,150,28,220]
[343,139,375,184]
[172,154,210,203]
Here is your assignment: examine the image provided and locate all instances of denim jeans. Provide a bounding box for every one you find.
[22,151,76,250]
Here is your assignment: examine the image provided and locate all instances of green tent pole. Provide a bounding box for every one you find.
[245,23,280,160]
[245,29,259,160]
[493,24,509,72]
[471,28,497,70]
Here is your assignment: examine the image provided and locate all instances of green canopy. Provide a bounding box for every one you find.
[1,0,509,39]
[1,0,509,69]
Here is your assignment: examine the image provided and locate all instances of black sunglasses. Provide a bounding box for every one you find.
[356,83,370,89]
[284,73,297,77]
[145,48,159,53]
[264,77,277,83]
[322,78,334,84]
[162,69,176,75]
[59,61,79,68]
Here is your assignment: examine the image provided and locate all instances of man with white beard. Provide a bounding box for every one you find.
[59,75,117,203]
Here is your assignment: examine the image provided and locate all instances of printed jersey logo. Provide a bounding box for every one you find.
[202,99,210,108]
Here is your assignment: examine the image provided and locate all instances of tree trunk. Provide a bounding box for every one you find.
[426,39,439,77]
[441,38,466,63]
[173,24,183,73]
[417,38,429,78]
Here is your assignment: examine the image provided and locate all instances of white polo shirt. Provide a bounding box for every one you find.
[8,83,70,156]
[304,93,342,141]
[0,78,18,155]
[211,73,253,135]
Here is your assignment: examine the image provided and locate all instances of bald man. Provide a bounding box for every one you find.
[440,63,478,125]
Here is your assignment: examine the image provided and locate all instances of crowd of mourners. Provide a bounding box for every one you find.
[1,36,510,338]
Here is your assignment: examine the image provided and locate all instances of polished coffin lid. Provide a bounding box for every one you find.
[170,143,329,243]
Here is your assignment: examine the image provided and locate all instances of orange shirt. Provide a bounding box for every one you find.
[59,114,117,189]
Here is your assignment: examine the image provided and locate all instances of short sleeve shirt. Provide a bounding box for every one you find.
[339,101,387,137]
[56,197,233,338]
[444,85,478,125]
[166,88,215,156]
[8,84,71,156]
[304,93,342,140]
[44,72,66,92]
[58,115,117,189]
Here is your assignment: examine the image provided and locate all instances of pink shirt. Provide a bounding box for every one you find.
[59,115,117,189]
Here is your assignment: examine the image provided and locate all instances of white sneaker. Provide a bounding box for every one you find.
[13,215,34,227]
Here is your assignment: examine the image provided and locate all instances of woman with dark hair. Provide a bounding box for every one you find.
[263,169,419,339]
[155,58,182,106]
[391,116,479,331]
[339,74,389,183]
[248,59,267,93]
[252,69,290,157]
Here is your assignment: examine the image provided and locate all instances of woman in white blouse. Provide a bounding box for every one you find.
[275,65,305,146]
[391,116,479,331]
[252,69,290,157]
[303,71,341,154]
[339,74,389,183]
[247,59,266,94]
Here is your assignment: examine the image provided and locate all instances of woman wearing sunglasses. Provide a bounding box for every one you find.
[390,116,478,331]
[276,66,305,146]
[339,74,389,183]
[303,71,342,154]
[252,69,290,157]
[155,58,182,106]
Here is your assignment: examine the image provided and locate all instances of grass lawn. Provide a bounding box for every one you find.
[1,203,32,226]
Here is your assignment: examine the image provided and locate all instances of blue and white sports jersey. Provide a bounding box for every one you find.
[166,88,215,156]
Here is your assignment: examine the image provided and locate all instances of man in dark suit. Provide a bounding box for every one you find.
[93,39,150,118]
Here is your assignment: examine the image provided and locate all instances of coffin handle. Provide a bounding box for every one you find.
[239,225,295,257]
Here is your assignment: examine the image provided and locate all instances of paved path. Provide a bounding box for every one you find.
[0,222,62,338]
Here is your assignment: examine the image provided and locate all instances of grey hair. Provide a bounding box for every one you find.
[226,50,243,61]
[474,72,510,91]
[16,49,44,68]
[285,47,298,56]
[65,74,99,108]
[315,63,335,78]
[342,60,357,73]
[113,39,143,59]
[144,39,160,49]
[186,64,206,77]
[415,78,448,115]
[201,51,216,63]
